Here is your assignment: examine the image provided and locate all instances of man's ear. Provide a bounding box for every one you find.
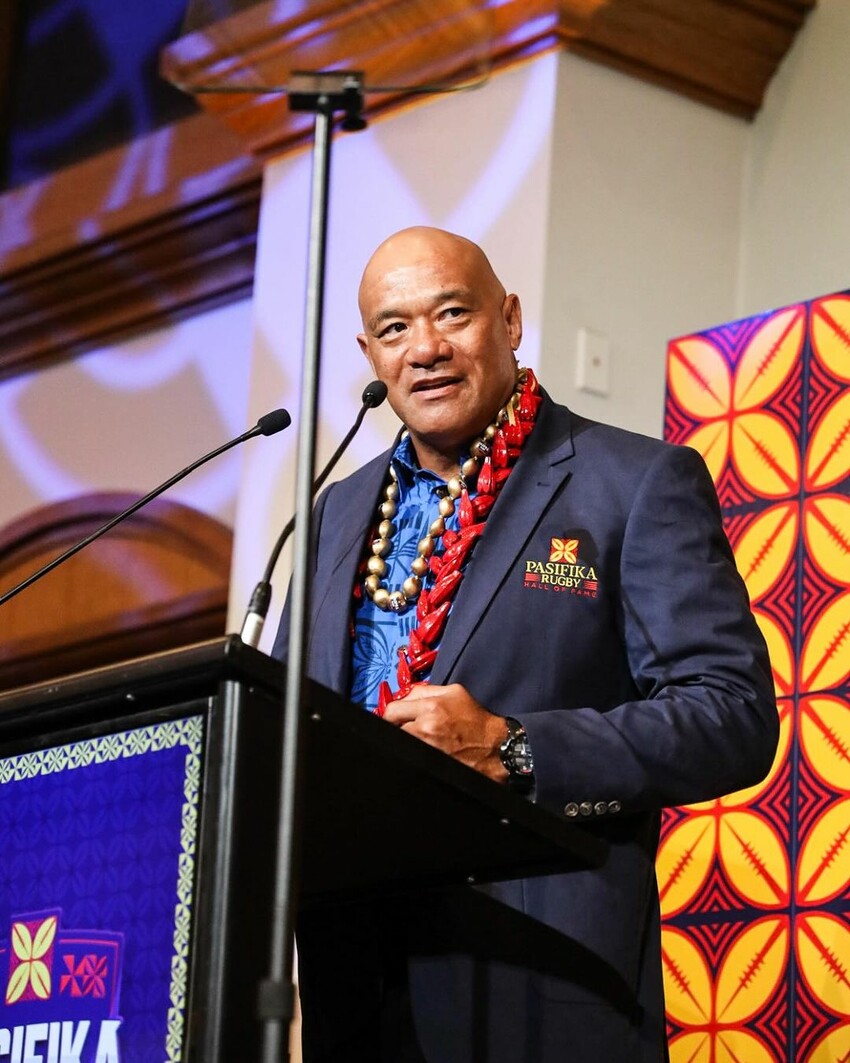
[504,294,523,351]
[358,333,377,375]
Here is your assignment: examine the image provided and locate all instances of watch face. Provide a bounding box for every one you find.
[511,738,534,776]
[501,721,534,779]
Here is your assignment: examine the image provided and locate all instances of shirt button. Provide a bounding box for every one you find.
[608,800,622,814]
[579,801,593,816]
[564,802,579,817]
[594,801,608,816]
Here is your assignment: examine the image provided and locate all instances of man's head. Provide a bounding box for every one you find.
[357,227,522,477]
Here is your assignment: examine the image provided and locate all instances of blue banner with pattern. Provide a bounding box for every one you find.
[0,718,203,1062]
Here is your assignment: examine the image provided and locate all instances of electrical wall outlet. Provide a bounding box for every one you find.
[576,327,611,397]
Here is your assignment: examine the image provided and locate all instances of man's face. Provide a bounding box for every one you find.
[357,233,522,472]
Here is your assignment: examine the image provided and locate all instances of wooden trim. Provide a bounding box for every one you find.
[0,589,229,692]
[0,493,233,691]
[0,491,233,566]
[0,0,815,382]
[0,111,262,381]
[160,0,816,159]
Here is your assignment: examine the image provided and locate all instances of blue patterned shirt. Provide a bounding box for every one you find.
[350,434,466,712]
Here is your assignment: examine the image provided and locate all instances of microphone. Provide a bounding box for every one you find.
[360,379,389,410]
[240,379,388,647]
[256,409,293,436]
[0,409,292,608]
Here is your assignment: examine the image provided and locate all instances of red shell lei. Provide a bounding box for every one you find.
[371,368,542,716]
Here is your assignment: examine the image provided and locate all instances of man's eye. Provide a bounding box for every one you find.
[379,322,406,338]
[444,307,466,319]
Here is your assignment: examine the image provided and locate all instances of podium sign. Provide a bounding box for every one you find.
[0,717,201,1061]
[0,639,288,1062]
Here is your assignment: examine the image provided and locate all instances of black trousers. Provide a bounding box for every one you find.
[296,889,661,1063]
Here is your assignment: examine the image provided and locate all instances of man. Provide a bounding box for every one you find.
[273,227,777,1062]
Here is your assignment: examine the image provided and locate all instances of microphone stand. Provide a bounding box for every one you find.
[240,381,386,649]
[258,72,366,1063]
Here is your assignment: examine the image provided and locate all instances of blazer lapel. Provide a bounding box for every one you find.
[430,396,576,685]
[308,451,391,694]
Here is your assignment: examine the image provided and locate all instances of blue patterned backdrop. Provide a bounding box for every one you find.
[0,717,202,1062]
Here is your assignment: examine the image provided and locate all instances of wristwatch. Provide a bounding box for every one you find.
[499,717,535,791]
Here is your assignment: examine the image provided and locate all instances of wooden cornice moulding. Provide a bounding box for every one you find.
[161,0,816,159]
[0,111,262,381]
[554,0,816,119]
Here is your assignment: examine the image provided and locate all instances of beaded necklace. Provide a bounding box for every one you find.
[357,367,542,716]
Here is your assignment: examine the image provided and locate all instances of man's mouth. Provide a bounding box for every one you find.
[411,377,461,394]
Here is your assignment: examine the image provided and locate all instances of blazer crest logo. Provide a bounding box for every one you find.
[522,536,599,597]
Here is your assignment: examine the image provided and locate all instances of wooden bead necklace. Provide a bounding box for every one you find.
[359,367,542,716]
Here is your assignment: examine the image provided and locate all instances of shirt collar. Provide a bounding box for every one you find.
[389,433,470,499]
[389,432,420,484]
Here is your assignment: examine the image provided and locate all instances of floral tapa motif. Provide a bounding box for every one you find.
[796,914,850,1017]
[753,611,795,698]
[732,505,798,605]
[805,391,850,492]
[548,537,579,563]
[807,1021,850,1062]
[811,295,850,383]
[664,918,789,1062]
[799,696,850,793]
[666,306,805,493]
[5,915,57,1004]
[796,799,850,906]
[717,811,790,909]
[800,590,850,694]
[804,494,850,585]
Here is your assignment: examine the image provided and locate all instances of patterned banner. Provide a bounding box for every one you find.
[662,294,850,1060]
[0,717,203,1062]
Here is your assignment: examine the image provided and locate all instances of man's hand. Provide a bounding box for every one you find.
[382,683,509,782]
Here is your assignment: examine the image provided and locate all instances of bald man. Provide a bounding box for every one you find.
[273,228,776,1063]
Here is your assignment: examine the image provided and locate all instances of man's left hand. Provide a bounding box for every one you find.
[382,683,509,782]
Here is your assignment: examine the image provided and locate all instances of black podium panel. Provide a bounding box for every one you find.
[0,638,604,1061]
[300,680,604,900]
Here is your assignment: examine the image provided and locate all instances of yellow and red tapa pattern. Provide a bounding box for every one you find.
[662,292,850,1061]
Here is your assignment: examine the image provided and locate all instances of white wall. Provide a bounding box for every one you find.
[541,52,749,438]
[229,56,560,642]
[739,0,850,315]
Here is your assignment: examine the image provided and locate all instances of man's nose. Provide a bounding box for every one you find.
[407,323,450,365]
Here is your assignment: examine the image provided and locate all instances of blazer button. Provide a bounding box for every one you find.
[579,801,593,816]
[594,801,608,816]
[564,802,579,817]
[608,800,622,814]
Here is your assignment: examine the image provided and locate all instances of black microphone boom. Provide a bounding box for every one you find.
[0,409,291,608]
[240,380,388,648]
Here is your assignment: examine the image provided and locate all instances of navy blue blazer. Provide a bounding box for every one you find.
[274,394,777,1063]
